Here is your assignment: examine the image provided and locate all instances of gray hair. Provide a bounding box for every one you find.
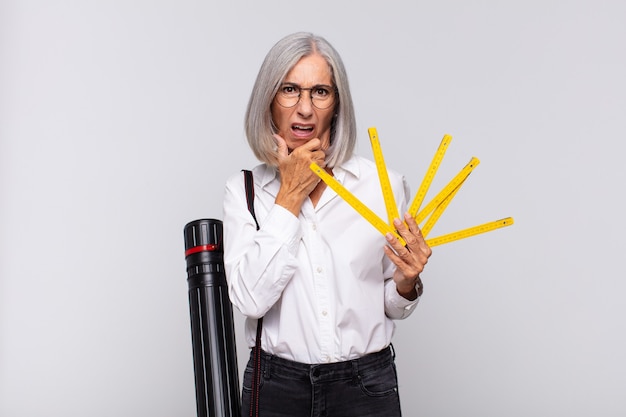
[244,32,357,167]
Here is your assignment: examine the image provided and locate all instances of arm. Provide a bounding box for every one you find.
[223,174,302,319]
[383,176,432,318]
[224,135,326,318]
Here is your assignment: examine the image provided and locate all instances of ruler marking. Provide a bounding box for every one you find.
[408,134,452,218]
[422,178,465,237]
[426,217,514,247]
[415,157,479,224]
[369,127,400,226]
[310,163,407,246]
[309,128,514,249]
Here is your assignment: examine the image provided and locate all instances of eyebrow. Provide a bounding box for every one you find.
[280,82,334,88]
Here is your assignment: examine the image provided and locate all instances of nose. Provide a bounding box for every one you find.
[296,89,314,116]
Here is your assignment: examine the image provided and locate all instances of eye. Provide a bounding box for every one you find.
[280,84,299,96]
[313,86,331,98]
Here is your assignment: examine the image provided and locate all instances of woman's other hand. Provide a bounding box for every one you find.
[384,212,432,300]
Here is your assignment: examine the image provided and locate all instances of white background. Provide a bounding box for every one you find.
[2,1,625,416]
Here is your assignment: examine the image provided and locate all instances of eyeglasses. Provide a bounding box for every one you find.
[275,83,337,110]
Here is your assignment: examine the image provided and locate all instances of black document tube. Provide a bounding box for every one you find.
[184,219,240,417]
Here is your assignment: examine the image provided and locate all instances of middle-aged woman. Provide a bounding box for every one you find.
[223,32,432,417]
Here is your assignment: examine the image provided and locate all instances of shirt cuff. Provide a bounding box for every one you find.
[387,283,420,316]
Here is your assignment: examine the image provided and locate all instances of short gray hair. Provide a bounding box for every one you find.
[244,32,357,167]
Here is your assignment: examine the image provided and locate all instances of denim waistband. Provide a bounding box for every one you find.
[255,345,395,384]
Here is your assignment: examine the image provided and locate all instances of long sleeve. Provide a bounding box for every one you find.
[382,174,420,319]
[223,170,301,319]
[384,278,419,319]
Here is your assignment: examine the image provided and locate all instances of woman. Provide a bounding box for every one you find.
[223,32,432,417]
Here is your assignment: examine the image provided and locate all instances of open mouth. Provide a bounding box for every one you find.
[292,124,314,133]
[290,124,316,139]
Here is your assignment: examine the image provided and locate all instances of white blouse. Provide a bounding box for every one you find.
[223,155,419,364]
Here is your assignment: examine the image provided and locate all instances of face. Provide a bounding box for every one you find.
[271,53,336,152]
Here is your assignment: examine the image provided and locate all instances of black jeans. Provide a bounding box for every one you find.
[241,346,402,417]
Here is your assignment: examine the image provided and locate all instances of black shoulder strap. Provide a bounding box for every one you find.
[242,169,262,417]
[242,170,260,231]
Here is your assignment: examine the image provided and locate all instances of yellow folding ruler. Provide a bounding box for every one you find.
[310,127,514,247]
[369,127,401,226]
[408,133,452,217]
[310,162,407,246]
[426,217,514,247]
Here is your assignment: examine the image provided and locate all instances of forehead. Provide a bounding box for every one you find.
[284,54,332,85]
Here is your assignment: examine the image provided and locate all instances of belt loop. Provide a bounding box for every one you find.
[351,360,359,385]
[263,352,272,380]
[389,343,396,360]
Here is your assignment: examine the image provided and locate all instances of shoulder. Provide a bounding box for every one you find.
[344,154,410,205]
[343,154,405,184]
[225,164,272,189]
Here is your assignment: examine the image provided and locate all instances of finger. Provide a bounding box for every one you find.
[383,242,403,264]
[289,138,321,156]
[406,214,432,256]
[402,213,431,252]
[403,212,422,236]
[383,244,421,277]
[311,150,326,166]
[273,134,289,159]
[393,218,419,249]
[385,232,411,256]
[300,137,322,151]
